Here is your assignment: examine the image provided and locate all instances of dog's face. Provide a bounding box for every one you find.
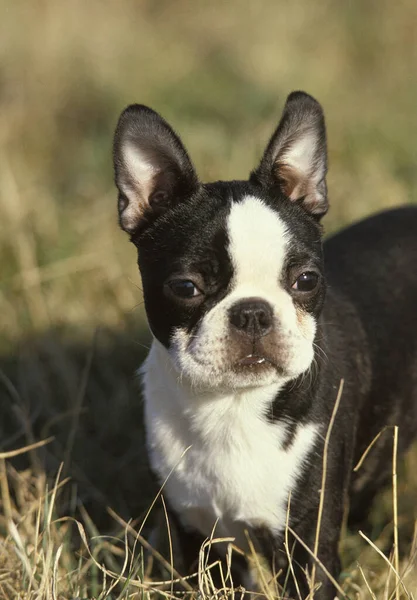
[113,92,328,390]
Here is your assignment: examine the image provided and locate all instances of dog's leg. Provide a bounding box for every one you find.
[272,530,341,600]
[165,507,249,592]
[162,506,206,585]
[266,483,346,600]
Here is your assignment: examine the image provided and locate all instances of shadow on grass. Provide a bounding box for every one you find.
[0,323,159,532]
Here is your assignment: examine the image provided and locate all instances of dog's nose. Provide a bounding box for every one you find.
[229,298,273,338]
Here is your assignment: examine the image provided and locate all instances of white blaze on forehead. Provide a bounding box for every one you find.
[227,196,289,293]
[168,193,315,390]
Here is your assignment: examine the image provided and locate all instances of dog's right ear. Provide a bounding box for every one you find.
[113,105,199,235]
[251,91,328,218]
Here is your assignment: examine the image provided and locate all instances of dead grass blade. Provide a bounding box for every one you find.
[0,437,54,460]
[284,492,302,600]
[107,506,193,591]
[358,531,410,599]
[392,426,400,600]
[309,378,344,596]
[288,526,348,599]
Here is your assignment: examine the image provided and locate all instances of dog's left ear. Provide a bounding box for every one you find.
[113,105,199,235]
[251,91,328,218]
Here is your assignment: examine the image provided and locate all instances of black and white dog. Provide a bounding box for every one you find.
[113,92,417,598]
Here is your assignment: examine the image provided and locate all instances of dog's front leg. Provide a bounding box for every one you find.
[272,535,341,600]
[278,505,344,600]
[163,506,206,584]
[167,509,252,593]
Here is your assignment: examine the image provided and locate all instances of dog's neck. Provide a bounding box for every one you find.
[142,337,323,428]
[142,339,287,425]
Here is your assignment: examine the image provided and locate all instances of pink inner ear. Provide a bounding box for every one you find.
[276,162,327,216]
[276,163,309,200]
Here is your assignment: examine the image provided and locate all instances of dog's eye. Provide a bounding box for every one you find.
[168,280,201,298]
[292,272,319,292]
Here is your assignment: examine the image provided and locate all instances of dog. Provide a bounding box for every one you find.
[112,91,417,599]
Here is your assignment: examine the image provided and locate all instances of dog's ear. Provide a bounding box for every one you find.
[113,105,199,234]
[251,91,328,218]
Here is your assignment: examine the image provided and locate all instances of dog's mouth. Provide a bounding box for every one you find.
[238,354,269,366]
[235,354,277,370]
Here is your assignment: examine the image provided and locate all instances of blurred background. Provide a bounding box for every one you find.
[1,0,417,595]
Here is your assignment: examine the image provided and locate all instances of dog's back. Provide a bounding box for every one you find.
[325,206,417,524]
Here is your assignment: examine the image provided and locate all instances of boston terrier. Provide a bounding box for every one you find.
[112,91,417,599]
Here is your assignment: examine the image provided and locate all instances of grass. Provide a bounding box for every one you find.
[1,0,417,597]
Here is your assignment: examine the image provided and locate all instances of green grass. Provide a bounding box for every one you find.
[1,0,417,597]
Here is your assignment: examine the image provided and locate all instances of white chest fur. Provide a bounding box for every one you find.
[143,342,319,546]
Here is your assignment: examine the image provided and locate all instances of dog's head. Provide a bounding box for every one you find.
[113,92,327,391]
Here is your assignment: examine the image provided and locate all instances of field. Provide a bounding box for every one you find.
[1,0,417,597]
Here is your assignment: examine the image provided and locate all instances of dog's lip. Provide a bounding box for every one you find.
[237,354,271,367]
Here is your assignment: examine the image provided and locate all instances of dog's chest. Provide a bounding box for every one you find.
[144,373,318,541]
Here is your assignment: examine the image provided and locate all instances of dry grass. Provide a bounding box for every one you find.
[1,390,417,598]
[1,0,417,597]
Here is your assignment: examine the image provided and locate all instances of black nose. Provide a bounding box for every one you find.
[229,298,273,338]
